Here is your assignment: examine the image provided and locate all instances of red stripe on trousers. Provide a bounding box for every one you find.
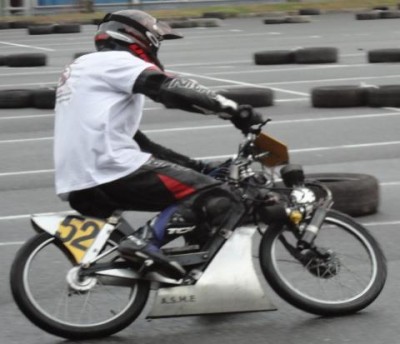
[157,174,196,200]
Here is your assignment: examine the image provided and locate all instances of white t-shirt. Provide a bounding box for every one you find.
[54,51,154,200]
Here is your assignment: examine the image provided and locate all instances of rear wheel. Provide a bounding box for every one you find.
[259,210,387,316]
[10,232,150,339]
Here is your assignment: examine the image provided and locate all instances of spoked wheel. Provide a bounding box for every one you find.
[259,210,387,316]
[10,232,150,339]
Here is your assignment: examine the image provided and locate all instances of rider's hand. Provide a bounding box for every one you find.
[229,105,264,134]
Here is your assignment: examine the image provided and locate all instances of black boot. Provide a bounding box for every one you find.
[118,235,186,280]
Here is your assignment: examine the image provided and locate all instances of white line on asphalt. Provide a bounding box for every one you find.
[381,181,400,186]
[0,241,24,246]
[197,64,372,76]
[290,140,400,153]
[0,81,56,89]
[0,62,355,80]
[0,169,53,177]
[260,74,400,87]
[269,87,308,96]
[0,114,53,120]
[3,69,400,91]
[275,98,308,102]
[0,106,162,121]
[0,41,55,52]
[1,139,400,176]
[171,70,299,96]
[0,70,61,77]
[172,68,400,90]
[363,220,400,227]
[0,137,52,144]
[1,110,400,143]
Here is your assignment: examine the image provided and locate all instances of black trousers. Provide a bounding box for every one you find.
[69,158,244,230]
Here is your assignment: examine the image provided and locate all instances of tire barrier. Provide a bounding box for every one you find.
[380,10,400,19]
[0,22,10,29]
[202,12,236,19]
[0,88,56,109]
[32,88,56,109]
[311,84,400,108]
[263,17,287,24]
[168,18,221,28]
[9,21,33,29]
[0,86,274,109]
[285,15,311,24]
[368,49,400,63]
[254,47,338,65]
[306,173,380,217]
[311,85,370,108]
[294,47,338,64]
[263,16,311,24]
[355,11,382,20]
[27,25,54,35]
[372,6,390,11]
[254,50,295,65]
[4,53,47,67]
[27,23,81,35]
[298,8,321,15]
[0,90,34,108]
[217,87,274,107]
[53,24,81,34]
[356,10,400,20]
[367,85,400,107]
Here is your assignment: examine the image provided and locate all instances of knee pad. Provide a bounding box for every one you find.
[202,196,233,221]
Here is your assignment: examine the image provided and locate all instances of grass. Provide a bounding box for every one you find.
[1,0,400,23]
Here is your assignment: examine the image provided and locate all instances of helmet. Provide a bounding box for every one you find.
[95,10,183,70]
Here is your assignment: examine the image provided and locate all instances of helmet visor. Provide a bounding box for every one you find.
[155,21,183,40]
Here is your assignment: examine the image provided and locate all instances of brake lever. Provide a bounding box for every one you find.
[248,118,272,135]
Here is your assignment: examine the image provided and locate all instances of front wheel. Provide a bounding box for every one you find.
[259,210,387,316]
[10,232,150,339]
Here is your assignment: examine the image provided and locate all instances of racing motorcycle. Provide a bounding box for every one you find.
[10,119,387,340]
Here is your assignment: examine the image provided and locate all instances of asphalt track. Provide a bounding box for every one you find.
[0,12,400,344]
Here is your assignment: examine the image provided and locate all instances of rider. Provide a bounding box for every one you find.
[54,10,263,280]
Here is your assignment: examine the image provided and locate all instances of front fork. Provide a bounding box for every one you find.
[295,183,333,250]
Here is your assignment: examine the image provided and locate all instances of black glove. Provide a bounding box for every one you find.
[230,105,263,134]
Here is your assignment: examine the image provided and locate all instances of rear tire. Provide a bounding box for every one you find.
[10,232,150,339]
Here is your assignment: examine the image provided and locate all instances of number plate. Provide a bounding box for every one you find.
[254,132,289,167]
[55,216,106,263]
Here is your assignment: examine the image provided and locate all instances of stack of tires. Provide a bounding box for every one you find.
[254,47,338,65]
[0,53,47,67]
[27,23,81,35]
[0,88,56,109]
[311,85,400,108]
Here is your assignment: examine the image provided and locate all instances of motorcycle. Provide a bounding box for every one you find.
[10,119,387,340]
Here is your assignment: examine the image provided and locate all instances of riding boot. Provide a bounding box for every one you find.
[118,204,198,280]
[118,235,186,280]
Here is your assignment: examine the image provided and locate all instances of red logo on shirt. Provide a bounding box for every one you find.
[58,66,71,87]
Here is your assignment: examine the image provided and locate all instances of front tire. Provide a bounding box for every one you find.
[10,232,150,339]
[259,210,387,316]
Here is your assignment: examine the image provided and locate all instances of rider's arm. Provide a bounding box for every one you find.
[133,67,239,116]
[133,130,207,172]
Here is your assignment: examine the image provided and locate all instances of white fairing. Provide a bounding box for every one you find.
[148,226,276,318]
